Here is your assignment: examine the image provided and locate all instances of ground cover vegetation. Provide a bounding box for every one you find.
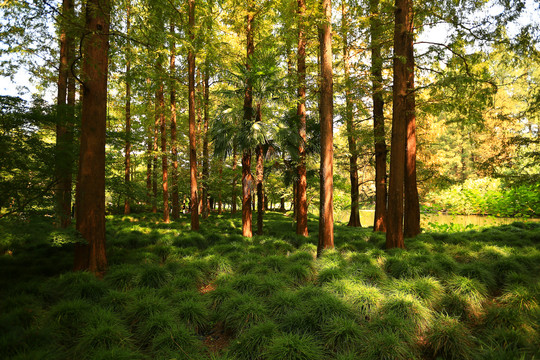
[1,211,539,359]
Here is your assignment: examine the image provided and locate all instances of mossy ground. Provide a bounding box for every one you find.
[1,212,539,359]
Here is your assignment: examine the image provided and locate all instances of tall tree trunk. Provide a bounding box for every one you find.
[232,145,237,214]
[188,0,199,230]
[296,0,309,236]
[317,0,334,257]
[124,2,131,215]
[202,68,210,219]
[404,1,420,237]
[242,3,254,238]
[170,23,179,220]
[55,0,75,228]
[218,163,223,214]
[371,0,387,232]
[152,90,159,214]
[159,80,169,223]
[342,0,361,228]
[255,103,264,235]
[386,0,408,249]
[74,0,110,276]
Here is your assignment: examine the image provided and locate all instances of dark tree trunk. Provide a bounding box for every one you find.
[202,68,210,219]
[218,164,223,214]
[242,3,254,237]
[371,0,387,232]
[232,145,237,214]
[342,1,361,227]
[170,23,179,220]
[159,81,169,223]
[152,90,159,214]
[188,0,199,230]
[124,1,131,215]
[317,0,334,257]
[255,103,264,235]
[386,0,408,249]
[73,0,110,276]
[404,1,420,237]
[146,123,152,207]
[55,0,75,228]
[296,0,309,236]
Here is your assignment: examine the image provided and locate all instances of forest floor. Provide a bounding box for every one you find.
[0,211,539,359]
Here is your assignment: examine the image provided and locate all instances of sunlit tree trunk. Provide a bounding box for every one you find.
[242,3,254,237]
[255,103,264,235]
[74,0,110,276]
[296,0,309,236]
[202,68,210,219]
[371,0,387,232]
[188,0,199,230]
[55,0,75,228]
[404,1,420,237]
[342,0,361,227]
[159,80,169,223]
[386,0,408,249]
[152,89,159,214]
[124,2,131,215]
[170,23,179,220]
[232,144,237,214]
[317,0,334,256]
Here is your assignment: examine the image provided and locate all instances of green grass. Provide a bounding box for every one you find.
[0,211,539,359]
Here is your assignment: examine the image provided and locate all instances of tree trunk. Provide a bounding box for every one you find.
[218,163,223,214]
[386,0,408,249]
[202,68,210,219]
[146,125,152,207]
[170,23,179,220]
[74,0,110,276]
[123,1,131,215]
[404,1,420,237]
[242,4,254,238]
[232,145,237,214]
[255,103,264,235]
[152,89,159,214]
[188,0,199,230]
[296,0,309,236]
[317,0,334,257]
[159,81,169,223]
[55,0,75,228]
[342,1,361,228]
[371,0,387,232]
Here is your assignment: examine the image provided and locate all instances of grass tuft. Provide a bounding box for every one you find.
[264,332,325,360]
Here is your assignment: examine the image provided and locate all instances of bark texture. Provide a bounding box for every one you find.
[159,81,169,223]
[255,103,264,235]
[170,23,179,220]
[74,0,110,276]
[202,69,210,219]
[124,2,131,215]
[386,0,408,249]
[317,0,334,256]
[296,0,308,236]
[188,0,199,230]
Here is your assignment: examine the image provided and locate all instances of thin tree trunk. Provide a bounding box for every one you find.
[386,0,408,249]
[74,0,110,276]
[342,0,361,227]
[188,0,199,230]
[404,1,420,237]
[242,3,254,237]
[55,0,74,228]
[232,145,237,214]
[296,0,309,236]
[371,0,387,232]
[159,81,169,223]
[124,2,131,215]
[317,0,334,257]
[170,23,179,220]
[202,68,210,219]
[218,163,223,214]
[152,90,159,214]
[255,103,264,235]
[146,128,152,207]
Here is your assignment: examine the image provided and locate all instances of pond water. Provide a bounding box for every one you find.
[333,209,539,229]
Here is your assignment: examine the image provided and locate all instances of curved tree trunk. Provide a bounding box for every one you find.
[371,0,387,232]
[404,1,420,237]
[386,0,408,249]
[296,0,309,236]
[317,0,334,256]
[74,0,110,276]
[342,1,361,227]
[188,0,199,230]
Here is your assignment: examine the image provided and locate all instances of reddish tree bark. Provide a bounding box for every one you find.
[170,23,179,220]
[55,0,75,228]
[255,103,264,235]
[371,0,387,232]
[124,2,131,215]
[188,0,199,230]
[242,3,254,238]
[73,0,110,276]
[317,0,334,257]
[404,2,420,237]
[342,1,361,228]
[386,0,408,249]
[159,81,169,223]
[202,68,210,219]
[296,0,309,236]
[152,89,159,214]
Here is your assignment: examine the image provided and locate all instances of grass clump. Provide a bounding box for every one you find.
[424,314,477,360]
[321,315,365,353]
[228,321,279,360]
[264,332,325,360]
